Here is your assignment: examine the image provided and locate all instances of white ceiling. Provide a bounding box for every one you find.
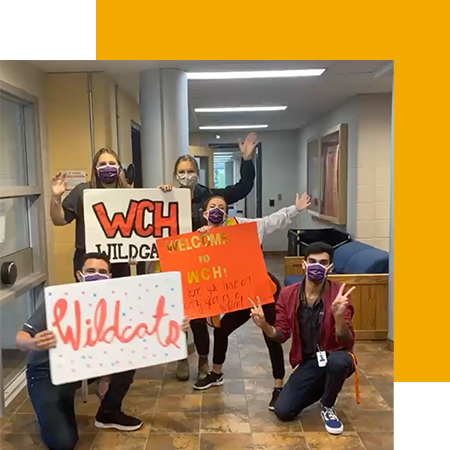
[29,60,393,132]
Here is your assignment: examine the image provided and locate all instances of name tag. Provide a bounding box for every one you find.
[317,351,327,367]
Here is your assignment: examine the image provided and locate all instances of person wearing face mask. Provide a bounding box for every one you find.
[192,193,310,411]
[15,253,144,450]
[50,148,131,281]
[157,133,258,382]
[249,242,358,435]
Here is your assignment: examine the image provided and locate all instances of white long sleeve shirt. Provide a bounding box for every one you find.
[233,205,299,245]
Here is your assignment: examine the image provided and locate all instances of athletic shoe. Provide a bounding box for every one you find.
[95,411,143,431]
[268,387,282,411]
[197,356,209,381]
[176,358,190,381]
[320,405,344,435]
[193,372,224,390]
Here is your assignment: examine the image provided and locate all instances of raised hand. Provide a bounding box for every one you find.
[295,192,311,211]
[238,132,258,161]
[158,184,174,192]
[249,296,266,328]
[331,283,356,318]
[33,330,57,351]
[51,172,67,199]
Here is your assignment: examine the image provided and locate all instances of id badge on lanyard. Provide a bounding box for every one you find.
[316,345,327,367]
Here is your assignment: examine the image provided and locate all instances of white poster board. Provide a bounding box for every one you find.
[84,188,192,263]
[45,272,187,385]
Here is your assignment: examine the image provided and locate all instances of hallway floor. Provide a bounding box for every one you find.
[0,330,393,450]
[0,256,393,449]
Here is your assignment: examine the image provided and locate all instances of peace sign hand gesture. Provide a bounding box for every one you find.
[331,283,355,318]
[238,133,258,161]
[249,296,266,328]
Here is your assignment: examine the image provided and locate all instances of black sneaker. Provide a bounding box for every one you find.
[268,387,282,411]
[193,372,224,390]
[95,411,143,431]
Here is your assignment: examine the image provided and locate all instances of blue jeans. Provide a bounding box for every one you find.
[27,365,135,450]
[27,365,79,450]
[274,351,354,421]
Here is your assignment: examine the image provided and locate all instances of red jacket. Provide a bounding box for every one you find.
[274,280,355,368]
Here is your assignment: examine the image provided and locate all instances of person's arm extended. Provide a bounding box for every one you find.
[211,133,257,204]
[237,193,311,239]
[50,195,66,226]
[16,330,56,352]
[213,158,255,204]
[249,290,292,343]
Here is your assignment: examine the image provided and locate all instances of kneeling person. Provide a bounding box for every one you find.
[250,242,356,435]
[16,252,143,450]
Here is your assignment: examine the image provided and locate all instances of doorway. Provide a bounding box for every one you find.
[131,121,143,188]
[210,143,262,218]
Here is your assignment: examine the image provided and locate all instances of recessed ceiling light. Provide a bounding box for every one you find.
[187,69,325,80]
[195,106,287,113]
[199,125,268,130]
[216,134,221,139]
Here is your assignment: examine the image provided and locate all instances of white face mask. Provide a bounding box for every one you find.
[176,172,198,188]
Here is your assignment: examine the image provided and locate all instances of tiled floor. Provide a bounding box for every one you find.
[0,256,393,450]
[0,332,393,450]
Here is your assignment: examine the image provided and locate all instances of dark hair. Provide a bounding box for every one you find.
[89,148,128,189]
[173,155,199,177]
[304,242,334,262]
[82,252,111,272]
[204,195,229,213]
[268,272,282,301]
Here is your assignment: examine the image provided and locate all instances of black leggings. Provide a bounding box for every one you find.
[191,273,285,380]
[213,302,285,380]
[190,318,210,357]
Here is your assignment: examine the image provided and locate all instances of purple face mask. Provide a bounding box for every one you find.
[82,273,110,282]
[97,165,119,184]
[207,207,226,225]
[305,263,328,283]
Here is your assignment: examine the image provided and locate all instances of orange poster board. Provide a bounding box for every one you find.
[156,222,274,319]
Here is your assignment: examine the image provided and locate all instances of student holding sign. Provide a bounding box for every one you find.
[158,133,258,382]
[16,252,190,450]
[249,242,357,435]
[191,192,311,412]
[50,148,132,280]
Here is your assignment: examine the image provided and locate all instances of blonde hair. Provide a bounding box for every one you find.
[89,148,129,189]
[173,154,199,178]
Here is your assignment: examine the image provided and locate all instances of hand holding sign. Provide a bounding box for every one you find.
[84,189,192,263]
[33,330,57,351]
[45,272,187,385]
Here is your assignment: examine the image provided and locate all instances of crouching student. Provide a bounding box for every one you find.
[192,193,310,412]
[16,252,189,450]
[249,242,357,435]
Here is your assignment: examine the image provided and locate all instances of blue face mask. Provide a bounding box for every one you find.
[80,273,110,282]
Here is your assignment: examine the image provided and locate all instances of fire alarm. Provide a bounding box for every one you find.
[1,261,17,286]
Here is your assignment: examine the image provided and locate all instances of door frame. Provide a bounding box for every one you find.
[0,81,48,416]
